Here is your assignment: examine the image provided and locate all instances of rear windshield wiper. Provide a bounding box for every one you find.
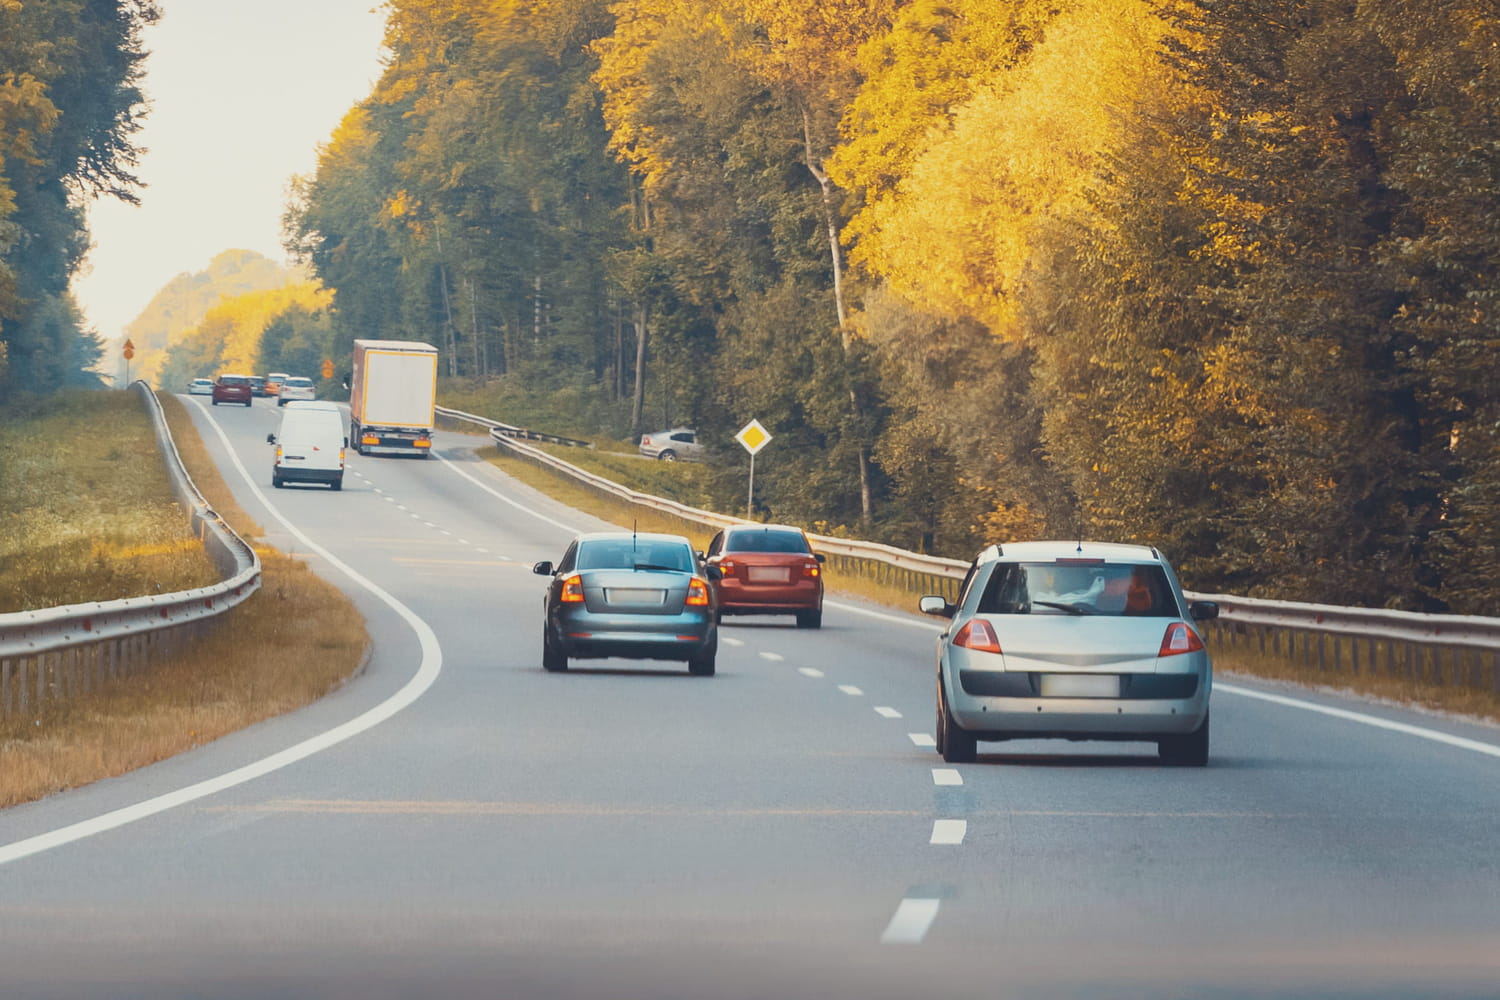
[630,563,685,573]
[1031,600,1094,615]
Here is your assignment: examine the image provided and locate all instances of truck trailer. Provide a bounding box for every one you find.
[349,339,438,456]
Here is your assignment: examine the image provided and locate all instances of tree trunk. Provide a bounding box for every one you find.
[630,302,648,438]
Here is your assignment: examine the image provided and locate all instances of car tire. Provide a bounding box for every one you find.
[330,477,342,491]
[795,607,822,629]
[1158,712,1209,766]
[938,676,977,763]
[542,628,568,673]
[688,637,717,677]
[658,449,676,462]
[244,399,252,407]
[272,474,283,489]
[211,399,218,406]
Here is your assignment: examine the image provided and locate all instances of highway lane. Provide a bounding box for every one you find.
[1,395,1498,998]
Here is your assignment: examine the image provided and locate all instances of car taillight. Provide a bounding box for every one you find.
[953,618,1002,654]
[686,577,711,606]
[802,560,821,578]
[1159,622,1204,656]
[717,558,736,576]
[560,574,585,603]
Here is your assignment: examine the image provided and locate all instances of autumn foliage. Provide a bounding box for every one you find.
[278,0,1499,613]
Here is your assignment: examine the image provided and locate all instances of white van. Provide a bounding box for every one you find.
[267,401,347,490]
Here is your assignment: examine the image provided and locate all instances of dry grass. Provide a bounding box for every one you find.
[0,392,367,808]
[0,391,220,611]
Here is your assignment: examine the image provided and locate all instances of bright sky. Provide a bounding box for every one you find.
[72,1,389,343]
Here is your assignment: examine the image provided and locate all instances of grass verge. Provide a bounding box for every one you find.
[0,391,368,809]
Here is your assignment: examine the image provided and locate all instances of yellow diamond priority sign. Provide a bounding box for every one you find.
[735,418,772,456]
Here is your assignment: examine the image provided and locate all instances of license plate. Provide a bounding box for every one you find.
[607,588,664,605]
[1039,674,1120,698]
[747,567,789,583]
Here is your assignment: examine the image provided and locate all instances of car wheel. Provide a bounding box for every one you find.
[938,675,977,763]
[542,627,568,673]
[1158,712,1209,766]
[795,607,822,629]
[211,399,218,406]
[272,474,283,489]
[330,477,342,491]
[658,449,676,462]
[688,637,717,677]
[245,400,252,407]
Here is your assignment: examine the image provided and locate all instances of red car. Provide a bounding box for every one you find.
[211,374,254,406]
[705,524,825,628]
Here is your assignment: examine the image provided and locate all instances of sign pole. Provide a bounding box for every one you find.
[747,452,755,519]
[735,418,772,521]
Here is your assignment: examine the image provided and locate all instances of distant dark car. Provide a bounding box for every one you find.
[212,374,254,406]
[705,524,825,628]
[247,375,268,397]
[533,531,721,676]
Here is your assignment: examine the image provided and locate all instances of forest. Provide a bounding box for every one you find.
[0,0,156,391]
[6,1,1497,615]
[281,0,1497,614]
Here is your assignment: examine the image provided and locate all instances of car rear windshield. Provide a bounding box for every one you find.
[725,529,810,554]
[220,377,249,386]
[285,378,313,387]
[977,562,1177,617]
[577,540,693,572]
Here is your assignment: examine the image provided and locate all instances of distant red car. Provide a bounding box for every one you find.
[212,374,253,406]
[705,524,825,628]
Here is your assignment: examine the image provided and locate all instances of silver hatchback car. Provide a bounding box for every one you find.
[920,541,1218,765]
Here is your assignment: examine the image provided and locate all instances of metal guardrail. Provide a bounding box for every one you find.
[436,406,593,448]
[0,383,261,718]
[447,408,1500,694]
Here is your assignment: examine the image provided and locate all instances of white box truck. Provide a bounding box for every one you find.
[349,339,438,456]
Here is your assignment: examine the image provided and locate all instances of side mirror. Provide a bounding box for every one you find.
[343,436,350,448]
[705,566,723,582]
[814,553,826,563]
[266,433,276,445]
[919,595,955,618]
[532,561,554,576]
[1189,600,1219,621]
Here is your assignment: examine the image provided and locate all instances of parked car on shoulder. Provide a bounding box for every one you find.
[212,374,254,406]
[187,377,214,396]
[639,427,702,462]
[705,524,825,628]
[533,531,721,676]
[919,540,1218,766]
[277,376,316,405]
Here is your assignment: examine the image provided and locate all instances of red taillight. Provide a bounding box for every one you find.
[718,558,737,576]
[560,574,585,603]
[1159,622,1204,656]
[802,561,821,578]
[953,618,1002,654]
[686,577,711,606]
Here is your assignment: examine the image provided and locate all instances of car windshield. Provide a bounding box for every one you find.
[725,529,809,554]
[576,540,693,573]
[285,378,312,387]
[977,562,1177,617]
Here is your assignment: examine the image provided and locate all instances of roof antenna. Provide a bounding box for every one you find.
[632,519,638,553]
[1076,538,1083,553]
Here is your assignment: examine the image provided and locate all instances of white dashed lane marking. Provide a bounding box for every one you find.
[880,898,941,945]
[875,707,903,719]
[908,733,936,748]
[932,769,963,786]
[930,820,967,845]
[838,685,864,696]
[760,652,786,663]
[797,667,824,678]
[721,637,745,648]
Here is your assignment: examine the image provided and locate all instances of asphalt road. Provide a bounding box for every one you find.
[2,397,1498,999]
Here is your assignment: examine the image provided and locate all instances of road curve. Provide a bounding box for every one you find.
[1,396,1497,999]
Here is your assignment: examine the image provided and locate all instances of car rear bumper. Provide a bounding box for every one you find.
[552,610,714,661]
[716,580,821,613]
[947,666,1209,738]
[276,466,342,484]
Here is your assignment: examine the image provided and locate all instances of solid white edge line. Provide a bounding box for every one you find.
[430,448,580,533]
[0,399,445,867]
[1216,681,1500,759]
[930,819,967,845]
[880,898,941,945]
